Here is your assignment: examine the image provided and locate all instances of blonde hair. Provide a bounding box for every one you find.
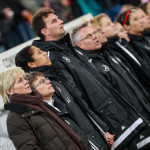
[90,18,99,30]
[0,67,25,104]
[95,13,110,26]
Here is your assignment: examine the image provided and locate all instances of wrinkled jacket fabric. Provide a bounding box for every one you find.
[32,34,146,150]
[5,103,80,150]
[80,47,150,123]
[32,65,110,150]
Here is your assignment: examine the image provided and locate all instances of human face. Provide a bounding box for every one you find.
[146,3,150,17]
[43,13,66,40]
[97,27,107,45]
[8,73,32,95]
[116,23,130,42]
[99,17,118,38]
[32,76,55,100]
[77,26,101,50]
[138,9,150,30]
[127,9,144,34]
[31,46,52,67]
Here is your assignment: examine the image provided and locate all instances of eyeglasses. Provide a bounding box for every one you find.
[33,77,49,90]
[79,30,99,41]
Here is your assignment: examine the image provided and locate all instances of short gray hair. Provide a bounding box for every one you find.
[71,22,89,46]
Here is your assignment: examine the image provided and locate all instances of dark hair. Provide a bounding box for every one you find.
[15,46,34,72]
[32,8,54,41]
[117,7,139,26]
[25,72,44,90]
[117,11,130,25]
[139,3,147,13]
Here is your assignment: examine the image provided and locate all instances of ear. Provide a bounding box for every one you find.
[41,28,50,36]
[77,41,83,49]
[28,62,36,69]
[123,24,130,32]
[7,89,14,95]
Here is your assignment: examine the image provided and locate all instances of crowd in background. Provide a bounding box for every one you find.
[0,0,147,52]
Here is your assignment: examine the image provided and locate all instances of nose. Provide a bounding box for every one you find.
[24,79,28,85]
[46,79,50,84]
[58,19,63,24]
[43,51,47,56]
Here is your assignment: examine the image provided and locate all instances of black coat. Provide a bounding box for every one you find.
[81,47,150,122]
[32,65,110,150]
[32,34,146,150]
[47,83,110,150]
[104,37,150,93]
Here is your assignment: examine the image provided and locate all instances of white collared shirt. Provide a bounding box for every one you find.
[44,99,61,112]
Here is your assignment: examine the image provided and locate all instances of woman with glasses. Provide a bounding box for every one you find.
[15,45,114,149]
[0,67,87,150]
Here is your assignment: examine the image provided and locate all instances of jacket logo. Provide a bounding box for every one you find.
[62,56,71,62]
[121,126,126,130]
[144,45,150,50]
[65,97,71,103]
[88,59,92,63]
[56,86,61,93]
[102,65,110,71]
[140,135,144,140]
[76,50,83,55]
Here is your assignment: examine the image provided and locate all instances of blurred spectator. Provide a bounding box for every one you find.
[19,0,42,14]
[0,0,35,50]
[75,0,103,16]
[43,0,74,23]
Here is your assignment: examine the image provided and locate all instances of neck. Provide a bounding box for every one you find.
[45,34,65,41]
[43,93,53,101]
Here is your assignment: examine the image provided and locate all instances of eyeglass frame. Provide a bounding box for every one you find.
[33,77,49,90]
[78,29,100,42]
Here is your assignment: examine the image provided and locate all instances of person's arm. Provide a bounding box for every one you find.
[7,112,41,150]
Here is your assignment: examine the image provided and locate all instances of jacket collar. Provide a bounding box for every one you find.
[5,103,29,114]
[32,33,73,53]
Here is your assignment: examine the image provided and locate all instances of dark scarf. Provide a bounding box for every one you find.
[10,91,86,150]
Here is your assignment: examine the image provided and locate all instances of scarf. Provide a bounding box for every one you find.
[10,91,86,150]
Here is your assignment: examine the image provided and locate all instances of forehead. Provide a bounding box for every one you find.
[43,13,57,22]
[79,26,94,36]
[130,9,145,18]
[31,46,40,53]
[100,17,111,25]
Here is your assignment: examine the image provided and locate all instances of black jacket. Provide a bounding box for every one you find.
[46,84,110,150]
[32,34,146,150]
[103,37,150,92]
[81,47,150,122]
[32,65,110,150]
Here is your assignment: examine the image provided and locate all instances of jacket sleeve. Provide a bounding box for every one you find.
[6,112,41,150]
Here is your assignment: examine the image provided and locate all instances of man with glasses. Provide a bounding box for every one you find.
[31,8,147,150]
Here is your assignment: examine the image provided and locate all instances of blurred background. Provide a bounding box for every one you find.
[0,0,145,53]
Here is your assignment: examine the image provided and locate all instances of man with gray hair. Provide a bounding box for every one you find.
[71,22,150,150]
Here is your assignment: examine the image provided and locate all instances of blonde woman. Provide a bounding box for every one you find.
[0,67,86,150]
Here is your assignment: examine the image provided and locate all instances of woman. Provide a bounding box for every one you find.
[15,45,114,149]
[117,7,150,90]
[0,67,86,150]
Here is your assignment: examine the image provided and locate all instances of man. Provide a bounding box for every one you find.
[25,71,113,149]
[32,8,146,150]
[71,23,150,150]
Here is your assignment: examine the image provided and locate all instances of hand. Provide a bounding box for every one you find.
[104,132,115,148]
